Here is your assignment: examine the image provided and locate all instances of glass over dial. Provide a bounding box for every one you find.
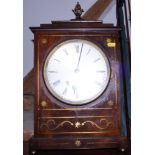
[43,39,110,105]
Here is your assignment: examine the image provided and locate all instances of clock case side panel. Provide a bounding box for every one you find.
[32,33,41,137]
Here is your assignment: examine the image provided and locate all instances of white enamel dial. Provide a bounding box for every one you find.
[43,39,110,105]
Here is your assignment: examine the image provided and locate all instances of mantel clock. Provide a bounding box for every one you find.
[29,2,127,154]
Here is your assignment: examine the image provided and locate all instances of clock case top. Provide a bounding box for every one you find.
[30,20,121,33]
[30,21,127,149]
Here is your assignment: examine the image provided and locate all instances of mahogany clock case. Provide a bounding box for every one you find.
[29,21,127,151]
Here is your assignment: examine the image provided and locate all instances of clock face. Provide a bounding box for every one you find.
[43,39,110,105]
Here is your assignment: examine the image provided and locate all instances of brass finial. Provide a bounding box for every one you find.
[72,2,84,20]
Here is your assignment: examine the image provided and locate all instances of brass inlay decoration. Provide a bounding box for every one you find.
[107,42,116,47]
[106,38,112,43]
[40,118,113,131]
[110,72,113,79]
[107,100,114,106]
[121,148,126,152]
[80,119,112,130]
[39,115,112,119]
[106,38,116,47]
[37,41,40,129]
[115,73,118,105]
[38,131,113,135]
[40,107,112,111]
[74,140,81,147]
[42,34,113,37]
[87,141,117,145]
[75,122,81,128]
[40,101,47,107]
[40,120,74,131]
[42,38,47,44]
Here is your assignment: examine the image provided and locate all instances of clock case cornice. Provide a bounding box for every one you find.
[30,20,121,33]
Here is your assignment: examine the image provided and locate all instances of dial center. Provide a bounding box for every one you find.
[74,68,80,73]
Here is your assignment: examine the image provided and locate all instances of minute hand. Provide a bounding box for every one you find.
[76,43,83,70]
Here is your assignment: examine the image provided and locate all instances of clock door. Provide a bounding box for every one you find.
[43,39,110,105]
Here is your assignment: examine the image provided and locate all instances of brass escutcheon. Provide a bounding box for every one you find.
[107,100,114,106]
[75,140,81,147]
[41,101,47,107]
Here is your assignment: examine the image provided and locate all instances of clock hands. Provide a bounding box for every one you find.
[75,43,83,72]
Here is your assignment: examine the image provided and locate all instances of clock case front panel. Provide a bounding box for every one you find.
[30,21,127,150]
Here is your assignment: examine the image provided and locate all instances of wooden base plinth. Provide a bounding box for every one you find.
[29,136,128,154]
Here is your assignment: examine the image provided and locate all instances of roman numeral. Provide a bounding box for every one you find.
[53,80,60,86]
[62,88,67,95]
[63,49,69,55]
[72,86,78,98]
[72,86,77,94]
[54,58,61,62]
[86,49,91,55]
[93,58,101,63]
[96,70,105,73]
[94,81,102,86]
[48,71,58,73]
